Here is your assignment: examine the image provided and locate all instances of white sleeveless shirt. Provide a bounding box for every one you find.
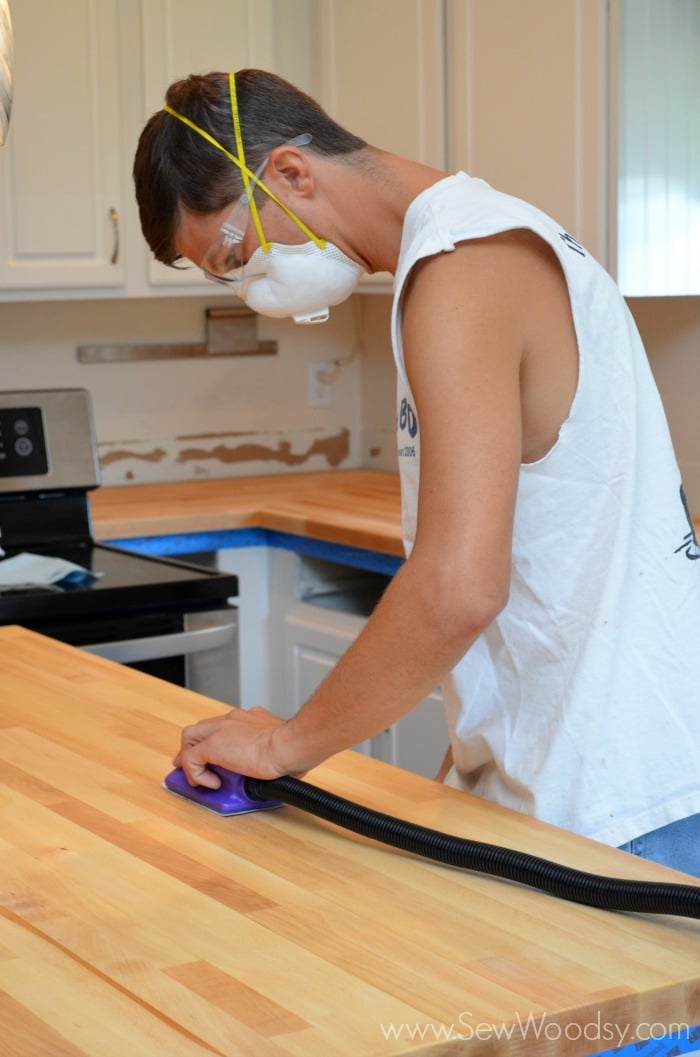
[392,173,700,846]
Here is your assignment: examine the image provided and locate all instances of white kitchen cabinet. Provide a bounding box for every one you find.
[308,0,610,278]
[0,0,125,291]
[134,0,314,295]
[1,1,630,301]
[446,0,700,290]
[382,688,446,779]
[0,0,311,300]
[309,0,445,167]
[445,0,610,269]
[217,544,274,713]
[309,0,446,290]
[280,601,447,778]
[279,603,378,758]
[269,547,448,778]
[219,543,447,778]
[140,0,274,291]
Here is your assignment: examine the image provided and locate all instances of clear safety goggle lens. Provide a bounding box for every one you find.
[200,132,312,285]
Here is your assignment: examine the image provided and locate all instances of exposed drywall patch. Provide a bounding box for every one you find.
[99,447,167,467]
[177,429,350,469]
[97,428,352,485]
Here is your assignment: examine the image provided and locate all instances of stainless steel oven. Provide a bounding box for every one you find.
[0,389,239,705]
[82,601,239,703]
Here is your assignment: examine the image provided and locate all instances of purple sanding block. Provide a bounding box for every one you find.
[163,766,282,816]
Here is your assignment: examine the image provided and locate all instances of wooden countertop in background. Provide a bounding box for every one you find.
[90,470,700,560]
[0,624,698,1056]
[90,470,405,556]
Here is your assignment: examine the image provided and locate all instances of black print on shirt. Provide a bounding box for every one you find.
[559,231,586,257]
[674,485,700,560]
[398,397,418,458]
[399,397,418,439]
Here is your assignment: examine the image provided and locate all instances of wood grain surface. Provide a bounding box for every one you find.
[0,625,698,1057]
[90,469,700,559]
[90,470,404,555]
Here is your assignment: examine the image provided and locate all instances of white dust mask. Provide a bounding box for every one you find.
[236,240,366,324]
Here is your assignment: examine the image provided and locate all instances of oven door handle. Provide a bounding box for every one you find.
[82,622,237,665]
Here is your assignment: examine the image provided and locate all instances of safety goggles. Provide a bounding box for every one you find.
[200,133,312,285]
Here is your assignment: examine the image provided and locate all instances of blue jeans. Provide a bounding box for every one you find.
[617,813,700,878]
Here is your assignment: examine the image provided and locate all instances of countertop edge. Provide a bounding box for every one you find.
[90,470,406,557]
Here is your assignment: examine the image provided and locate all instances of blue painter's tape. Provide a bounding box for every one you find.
[106,527,404,576]
[263,530,403,574]
[106,527,268,556]
[588,1024,700,1057]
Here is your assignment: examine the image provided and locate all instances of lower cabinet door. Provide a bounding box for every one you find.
[293,642,375,759]
[282,605,448,777]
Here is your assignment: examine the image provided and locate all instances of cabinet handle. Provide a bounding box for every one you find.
[109,207,120,265]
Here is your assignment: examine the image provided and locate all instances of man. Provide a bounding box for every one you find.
[134,69,700,875]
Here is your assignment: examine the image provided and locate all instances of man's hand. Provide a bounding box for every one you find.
[173,706,289,788]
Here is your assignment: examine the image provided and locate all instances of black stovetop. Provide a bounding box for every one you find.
[0,541,238,625]
[0,470,238,630]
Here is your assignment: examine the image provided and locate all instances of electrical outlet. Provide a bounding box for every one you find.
[307,361,334,407]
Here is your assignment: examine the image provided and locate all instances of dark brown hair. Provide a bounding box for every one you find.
[133,69,367,265]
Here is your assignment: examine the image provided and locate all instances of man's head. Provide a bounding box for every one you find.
[133,69,367,268]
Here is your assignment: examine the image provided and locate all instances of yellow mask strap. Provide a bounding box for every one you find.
[227,71,269,252]
[163,74,326,252]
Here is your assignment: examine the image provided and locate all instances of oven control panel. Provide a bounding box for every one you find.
[0,389,100,494]
[0,406,49,478]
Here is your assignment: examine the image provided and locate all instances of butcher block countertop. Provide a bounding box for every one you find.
[0,625,698,1057]
[89,470,700,559]
[90,470,404,556]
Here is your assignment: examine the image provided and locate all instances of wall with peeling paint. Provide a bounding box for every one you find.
[0,292,399,485]
[356,294,397,474]
[625,297,700,514]
[4,288,694,507]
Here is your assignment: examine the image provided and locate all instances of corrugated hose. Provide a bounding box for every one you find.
[245,775,700,918]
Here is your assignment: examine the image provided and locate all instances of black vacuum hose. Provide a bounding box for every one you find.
[245,775,700,918]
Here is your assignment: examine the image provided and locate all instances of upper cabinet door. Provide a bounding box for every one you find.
[445,0,609,269]
[309,0,445,167]
[141,0,277,289]
[615,0,700,296]
[0,0,125,290]
[309,0,445,289]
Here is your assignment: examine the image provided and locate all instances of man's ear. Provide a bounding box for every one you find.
[266,145,315,197]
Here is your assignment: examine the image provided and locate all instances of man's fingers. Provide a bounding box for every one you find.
[173,743,223,789]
